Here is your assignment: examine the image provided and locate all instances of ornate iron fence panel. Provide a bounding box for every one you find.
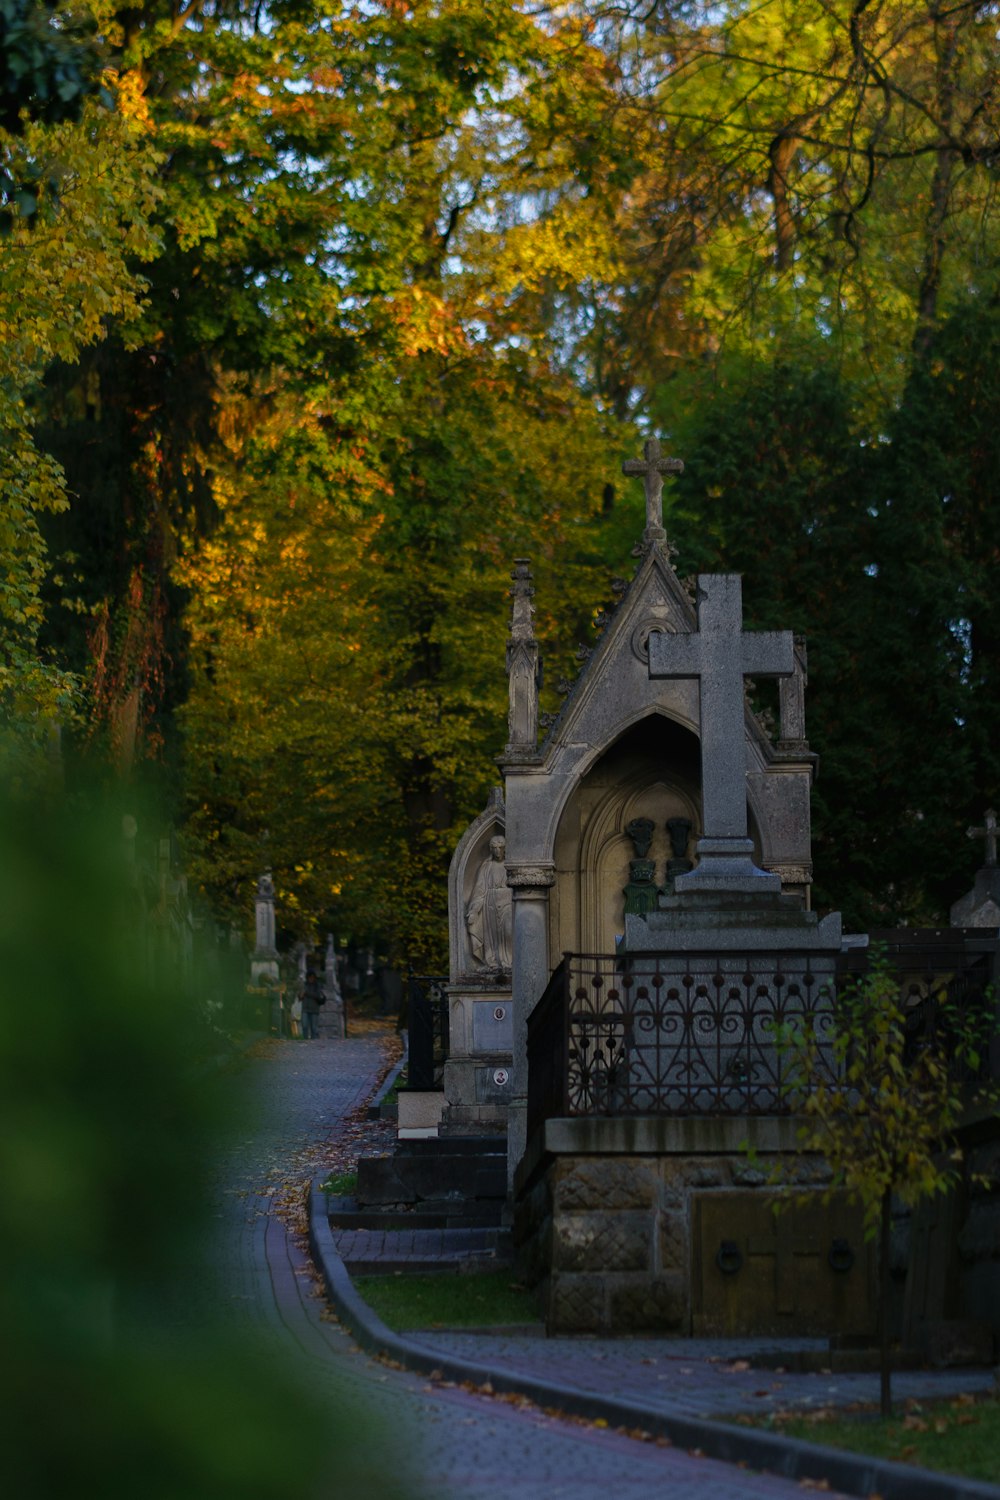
[407,972,449,1091]
[525,932,1000,1139]
[563,955,837,1117]
[837,931,999,1086]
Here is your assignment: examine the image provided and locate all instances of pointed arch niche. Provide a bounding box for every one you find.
[550,715,764,955]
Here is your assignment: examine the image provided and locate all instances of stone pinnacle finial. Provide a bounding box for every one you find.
[622,438,684,546]
[509,558,535,642]
[968,808,998,868]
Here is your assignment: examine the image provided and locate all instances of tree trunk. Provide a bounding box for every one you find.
[912,16,959,361]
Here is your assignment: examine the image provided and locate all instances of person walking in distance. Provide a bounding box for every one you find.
[300,967,325,1040]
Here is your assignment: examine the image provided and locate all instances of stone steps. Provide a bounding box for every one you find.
[327,1195,505,1231]
[334,1134,510,1272]
[332,1223,514,1276]
[355,1134,507,1215]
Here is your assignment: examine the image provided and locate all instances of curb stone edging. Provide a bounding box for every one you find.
[308,1181,1000,1500]
[366,1040,408,1120]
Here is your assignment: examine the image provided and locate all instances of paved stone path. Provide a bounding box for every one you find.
[408,1330,997,1423]
[201,1036,857,1499]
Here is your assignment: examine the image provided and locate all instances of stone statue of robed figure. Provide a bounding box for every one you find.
[465,835,512,973]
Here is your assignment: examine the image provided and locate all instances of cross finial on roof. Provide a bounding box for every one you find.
[622,438,684,545]
[967,808,998,867]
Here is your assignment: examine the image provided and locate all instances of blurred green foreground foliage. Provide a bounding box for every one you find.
[0,791,409,1499]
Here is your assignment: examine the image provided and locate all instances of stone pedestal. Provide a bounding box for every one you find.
[515,1116,875,1337]
[397,1089,446,1138]
[440,979,514,1134]
[512,892,847,1334]
[624,878,841,956]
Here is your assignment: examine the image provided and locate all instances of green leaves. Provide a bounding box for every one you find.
[778,953,990,1240]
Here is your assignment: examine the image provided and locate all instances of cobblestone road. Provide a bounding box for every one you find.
[196,1036,857,1500]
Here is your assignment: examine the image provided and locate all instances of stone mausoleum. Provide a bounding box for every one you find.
[403,436,999,1346]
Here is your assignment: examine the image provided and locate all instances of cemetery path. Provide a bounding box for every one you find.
[408,1330,998,1422]
[200,1034,856,1500]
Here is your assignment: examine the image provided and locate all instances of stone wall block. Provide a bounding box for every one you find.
[659,1211,688,1274]
[732,1164,768,1188]
[610,1274,687,1333]
[517,1214,552,1287]
[682,1160,729,1189]
[968,1142,1000,1195]
[552,1211,651,1273]
[547,1273,605,1333]
[959,1201,1000,1264]
[555,1157,657,1212]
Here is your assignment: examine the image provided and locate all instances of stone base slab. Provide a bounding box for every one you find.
[515,1122,875,1338]
[441,1055,512,1134]
[397,1089,445,1135]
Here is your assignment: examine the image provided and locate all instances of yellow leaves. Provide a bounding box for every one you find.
[108,68,154,132]
[388,286,465,358]
[492,200,623,299]
[232,72,265,100]
[310,66,344,91]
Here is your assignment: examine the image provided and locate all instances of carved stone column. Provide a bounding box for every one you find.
[506,860,556,1192]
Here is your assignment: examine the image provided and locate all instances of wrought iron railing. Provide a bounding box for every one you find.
[526,933,999,1140]
[528,953,836,1137]
[406,971,450,1091]
[838,930,999,1086]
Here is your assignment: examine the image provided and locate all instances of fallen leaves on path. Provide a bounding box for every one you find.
[260,1027,402,1261]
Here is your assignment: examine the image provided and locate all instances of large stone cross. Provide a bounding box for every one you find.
[967,809,998,868]
[622,438,684,544]
[648,575,794,890]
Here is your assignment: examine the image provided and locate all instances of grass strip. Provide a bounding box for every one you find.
[321,1170,358,1194]
[355,1269,538,1331]
[748,1393,1000,1483]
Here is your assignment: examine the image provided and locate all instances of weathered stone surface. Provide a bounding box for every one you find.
[968,1141,1000,1195]
[662,1158,728,1194]
[922,1319,994,1368]
[555,1158,657,1212]
[732,1165,767,1187]
[513,1175,550,1241]
[647,573,792,893]
[552,1212,650,1273]
[542,1114,804,1157]
[959,1200,1000,1263]
[357,1149,504,1207]
[950,816,1000,925]
[516,1213,552,1286]
[547,1273,605,1333]
[610,1274,686,1332]
[659,1212,688,1273]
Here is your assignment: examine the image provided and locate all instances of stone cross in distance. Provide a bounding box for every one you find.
[968,809,998,868]
[648,575,794,888]
[622,438,684,544]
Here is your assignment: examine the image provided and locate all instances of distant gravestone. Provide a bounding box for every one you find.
[322,932,345,1038]
[951,808,1000,927]
[250,871,280,987]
